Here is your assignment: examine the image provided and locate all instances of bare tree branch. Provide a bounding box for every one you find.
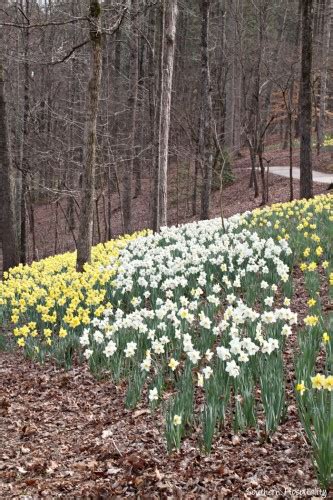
[0,16,88,29]
[49,39,90,65]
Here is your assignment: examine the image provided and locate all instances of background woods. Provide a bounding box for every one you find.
[0,0,332,271]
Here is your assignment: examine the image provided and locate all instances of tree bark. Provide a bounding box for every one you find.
[76,0,102,271]
[152,4,162,232]
[123,0,139,234]
[224,0,235,152]
[294,0,303,138]
[233,0,242,156]
[0,64,20,272]
[19,0,30,265]
[157,0,178,229]
[317,0,332,151]
[134,34,145,198]
[200,0,213,220]
[299,0,313,199]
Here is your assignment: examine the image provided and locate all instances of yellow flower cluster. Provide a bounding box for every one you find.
[242,193,332,285]
[303,315,319,327]
[311,374,333,391]
[296,374,333,394]
[0,231,149,348]
[247,193,333,237]
[323,135,333,147]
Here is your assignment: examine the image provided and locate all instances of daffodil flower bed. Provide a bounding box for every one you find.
[247,193,332,487]
[1,193,333,487]
[77,213,295,450]
[0,231,149,365]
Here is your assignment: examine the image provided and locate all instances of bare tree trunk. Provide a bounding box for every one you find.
[19,0,31,264]
[317,0,332,151]
[289,107,294,201]
[0,63,19,272]
[283,75,295,150]
[157,0,178,229]
[54,199,59,254]
[258,144,266,205]
[294,0,303,138]
[152,5,163,232]
[200,0,213,220]
[67,0,79,233]
[233,0,242,156]
[192,140,200,216]
[28,189,38,261]
[123,0,139,234]
[76,0,102,271]
[134,35,145,198]
[246,2,264,200]
[224,0,235,152]
[299,0,313,199]
[107,165,113,240]
[260,5,288,130]
[20,171,28,263]
[248,140,259,197]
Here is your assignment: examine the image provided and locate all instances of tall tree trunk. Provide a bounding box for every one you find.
[157,0,178,229]
[299,0,314,199]
[19,0,31,264]
[294,0,303,138]
[76,0,102,271]
[152,4,162,232]
[246,2,265,200]
[134,34,145,198]
[288,105,294,201]
[224,0,235,152]
[260,5,288,130]
[200,0,213,220]
[123,0,139,234]
[233,0,242,156]
[67,0,80,233]
[317,0,332,151]
[0,64,20,272]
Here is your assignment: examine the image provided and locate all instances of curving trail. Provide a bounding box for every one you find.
[264,166,333,184]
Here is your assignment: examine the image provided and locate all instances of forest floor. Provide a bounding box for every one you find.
[0,268,330,498]
[1,146,333,498]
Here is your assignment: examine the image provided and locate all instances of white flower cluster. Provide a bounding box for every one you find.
[79,214,296,386]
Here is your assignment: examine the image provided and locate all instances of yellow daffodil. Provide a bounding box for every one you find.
[168,358,179,371]
[323,376,333,391]
[322,332,330,344]
[311,373,326,390]
[315,246,323,256]
[59,328,67,338]
[307,262,318,272]
[295,381,306,396]
[304,315,319,327]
